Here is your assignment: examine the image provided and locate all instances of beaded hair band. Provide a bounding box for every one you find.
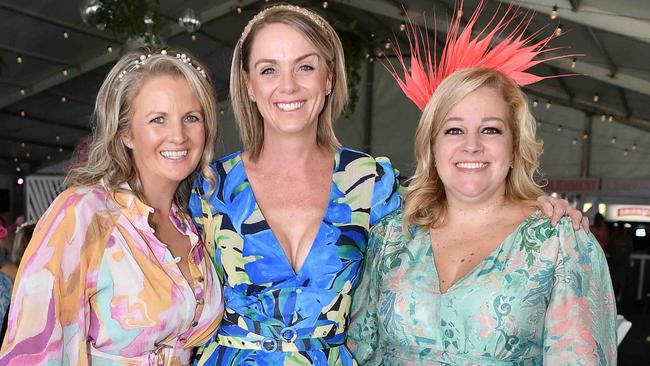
[238,4,330,48]
[117,49,207,81]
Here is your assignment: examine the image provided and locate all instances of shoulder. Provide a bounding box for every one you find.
[47,185,113,216]
[370,210,403,237]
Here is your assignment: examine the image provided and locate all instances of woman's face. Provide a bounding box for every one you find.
[123,75,205,191]
[245,22,332,141]
[433,86,514,204]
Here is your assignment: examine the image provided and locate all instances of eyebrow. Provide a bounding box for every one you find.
[144,110,203,118]
[253,52,321,68]
[444,117,506,123]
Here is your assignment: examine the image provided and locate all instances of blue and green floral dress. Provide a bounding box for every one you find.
[348,211,617,365]
[189,147,401,365]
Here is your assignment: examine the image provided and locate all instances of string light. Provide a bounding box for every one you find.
[369,57,374,63]
[554,23,562,37]
[19,89,26,96]
[62,68,69,76]
[236,6,242,13]
[191,33,197,41]
[20,142,25,148]
[16,167,20,172]
[63,31,69,39]
[600,114,606,121]
[571,58,576,69]
[16,56,23,64]
[632,143,637,151]
[533,99,539,108]
[25,152,30,158]
[13,157,18,163]
[55,135,60,141]
[623,148,629,156]
[536,120,542,127]
[60,96,67,103]
[322,1,328,8]
[608,115,614,123]
[58,147,64,152]
[583,132,589,140]
[400,22,406,32]
[384,40,391,49]
[611,136,616,144]
[571,137,577,145]
[20,111,26,118]
[556,125,562,133]
[550,5,558,20]
[592,94,599,103]
[365,53,370,59]
[546,101,552,109]
[107,46,113,53]
[47,155,52,160]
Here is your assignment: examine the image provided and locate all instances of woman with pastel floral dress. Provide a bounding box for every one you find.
[0,47,224,365]
[348,3,617,364]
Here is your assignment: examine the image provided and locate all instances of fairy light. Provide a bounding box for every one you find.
[20,110,26,118]
[583,132,589,140]
[63,31,69,39]
[191,33,197,41]
[107,46,113,53]
[236,6,242,13]
[19,88,26,96]
[593,94,599,103]
[384,40,391,49]
[571,137,577,145]
[571,58,576,69]
[608,115,614,123]
[555,23,562,37]
[631,143,637,151]
[550,5,558,20]
[623,148,629,156]
[369,57,374,63]
[600,114,606,121]
[16,56,23,64]
[533,99,539,108]
[610,136,616,144]
[546,101,552,109]
[60,96,67,103]
[62,68,69,76]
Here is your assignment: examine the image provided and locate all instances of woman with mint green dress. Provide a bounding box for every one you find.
[348,7,617,364]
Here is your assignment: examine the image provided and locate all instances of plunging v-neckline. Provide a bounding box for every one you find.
[236,148,340,276]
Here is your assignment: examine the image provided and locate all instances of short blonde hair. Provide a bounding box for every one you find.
[65,47,218,212]
[403,67,543,229]
[231,5,347,160]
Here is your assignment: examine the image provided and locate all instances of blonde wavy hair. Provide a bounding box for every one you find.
[65,46,218,212]
[403,67,543,230]
[230,4,347,160]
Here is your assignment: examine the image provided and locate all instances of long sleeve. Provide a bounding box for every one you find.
[348,218,390,364]
[0,188,105,365]
[543,219,617,365]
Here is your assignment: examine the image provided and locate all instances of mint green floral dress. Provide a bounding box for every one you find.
[348,211,617,365]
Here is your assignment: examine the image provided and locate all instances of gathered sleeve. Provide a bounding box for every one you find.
[369,156,401,226]
[543,219,617,365]
[0,188,106,365]
[348,217,392,363]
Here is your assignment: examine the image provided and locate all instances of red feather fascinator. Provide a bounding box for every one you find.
[386,0,576,110]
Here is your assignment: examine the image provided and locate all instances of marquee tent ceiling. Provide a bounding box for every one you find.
[1,0,649,178]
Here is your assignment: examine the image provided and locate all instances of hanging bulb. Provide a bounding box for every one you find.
[571,137,577,145]
[571,58,576,69]
[546,101,552,109]
[19,88,26,96]
[384,40,391,49]
[600,114,606,121]
[610,136,616,144]
[554,23,562,37]
[236,6,242,14]
[536,120,542,127]
[107,45,113,53]
[63,31,69,39]
[608,115,614,123]
[62,68,69,76]
[550,5,558,20]
[60,96,67,103]
[623,148,629,156]
[16,56,23,64]
[400,22,406,32]
[322,1,328,9]
[191,33,197,41]
[583,132,589,140]
[533,99,539,108]
[631,143,637,151]
[556,125,562,133]
[20,111,26,118]
[593,94,599,103]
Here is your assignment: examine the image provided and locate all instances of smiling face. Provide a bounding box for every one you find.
[434,86,513,204]
[123,75,205,191]
[245,22,332,140]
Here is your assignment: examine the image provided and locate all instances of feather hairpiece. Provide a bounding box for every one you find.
[386,0,576,110]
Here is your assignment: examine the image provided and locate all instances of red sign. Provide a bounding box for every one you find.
[617,207,650,217]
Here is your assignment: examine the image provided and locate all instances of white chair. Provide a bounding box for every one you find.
[616,314,632,346]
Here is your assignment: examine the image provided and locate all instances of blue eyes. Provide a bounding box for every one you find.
[149,115,201,124]
[259,64,315,75]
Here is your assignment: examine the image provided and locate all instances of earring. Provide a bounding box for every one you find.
[124,141,133,149]
[510,161,514,169]
[249,94,256,102]
[326,89,332,95]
